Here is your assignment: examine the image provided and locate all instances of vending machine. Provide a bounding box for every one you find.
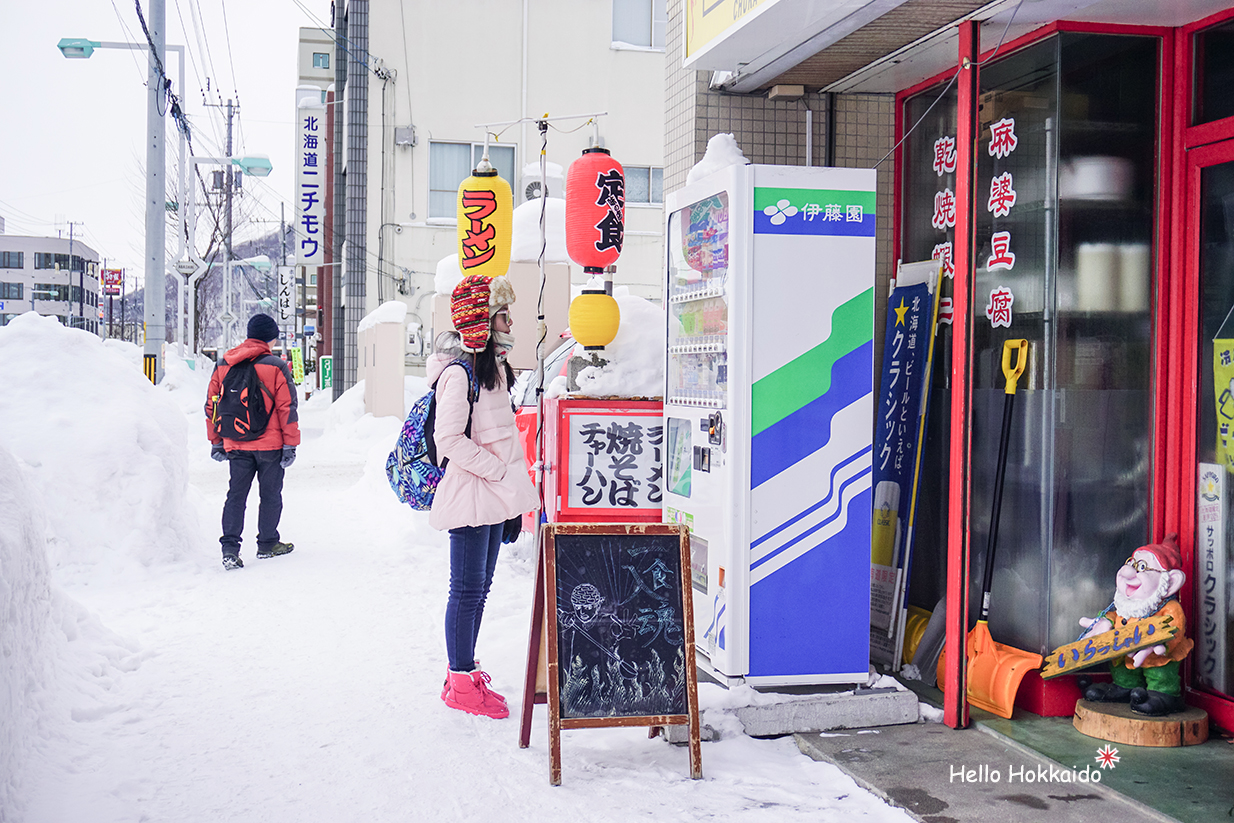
[663,164,876,686]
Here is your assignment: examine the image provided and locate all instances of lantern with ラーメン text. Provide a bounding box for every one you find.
[457,157,513,279]
[565,147,624,274]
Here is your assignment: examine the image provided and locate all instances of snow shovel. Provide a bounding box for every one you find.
[965,339,1043,719]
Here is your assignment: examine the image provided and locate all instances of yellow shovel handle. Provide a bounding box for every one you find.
[1002,339,1028,395]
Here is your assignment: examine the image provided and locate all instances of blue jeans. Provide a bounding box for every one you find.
[445,523,502,672]
[220,449,284,555]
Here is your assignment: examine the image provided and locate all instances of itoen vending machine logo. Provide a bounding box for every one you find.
[753,187,876,237]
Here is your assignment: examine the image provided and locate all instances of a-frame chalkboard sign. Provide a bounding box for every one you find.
[518,523,703,785]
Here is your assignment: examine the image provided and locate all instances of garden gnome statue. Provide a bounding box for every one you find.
[1078,534,1194,716]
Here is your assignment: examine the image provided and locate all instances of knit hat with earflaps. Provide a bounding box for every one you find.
[450,274,516,353]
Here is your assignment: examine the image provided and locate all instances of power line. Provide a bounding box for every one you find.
[219,0,240,101]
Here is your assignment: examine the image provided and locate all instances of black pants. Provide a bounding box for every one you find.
[220,449,284,555]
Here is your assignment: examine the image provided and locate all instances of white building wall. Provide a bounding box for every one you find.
[0,235,101,334]
[361,0,666,365]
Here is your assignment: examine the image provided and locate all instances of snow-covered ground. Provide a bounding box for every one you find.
[0,313,913,822]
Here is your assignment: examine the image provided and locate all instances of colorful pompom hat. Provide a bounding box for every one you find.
[450,274,516,353]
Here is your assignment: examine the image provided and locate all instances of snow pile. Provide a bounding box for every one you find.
[435,253,465,298]
[552,287,665,399]
[686,133,749,186]
[0,444,54,811]
[357,300,408,333]
[511,197,569,263]
[0,313,203,573]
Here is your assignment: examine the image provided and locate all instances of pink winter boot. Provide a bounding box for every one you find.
[442,662,506,706]
[444,669,509,719]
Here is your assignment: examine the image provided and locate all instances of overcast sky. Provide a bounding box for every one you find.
[0,0,330,287]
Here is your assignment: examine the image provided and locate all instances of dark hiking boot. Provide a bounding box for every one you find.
[1130,687,1185,716]
[256,542,294,559]
[222,554,244,570]
[1084,682,1133,703]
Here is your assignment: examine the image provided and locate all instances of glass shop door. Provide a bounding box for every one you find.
[1188,137,1234,713]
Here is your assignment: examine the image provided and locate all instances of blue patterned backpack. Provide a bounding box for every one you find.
[386,360,477,510]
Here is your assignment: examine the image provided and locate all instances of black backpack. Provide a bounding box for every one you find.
[215,356,274,441]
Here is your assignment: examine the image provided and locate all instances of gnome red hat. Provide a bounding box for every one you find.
[450,274,516,353]
[1138,533,1182,572]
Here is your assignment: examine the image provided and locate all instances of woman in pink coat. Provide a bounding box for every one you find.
[430,274,537,719]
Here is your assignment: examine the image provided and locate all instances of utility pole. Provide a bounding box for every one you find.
[143,0,166,382]
[224,98,235,347]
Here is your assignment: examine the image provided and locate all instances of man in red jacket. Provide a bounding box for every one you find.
[205,314,301,570]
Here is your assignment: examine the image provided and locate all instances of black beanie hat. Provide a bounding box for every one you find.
[247,313,279,342]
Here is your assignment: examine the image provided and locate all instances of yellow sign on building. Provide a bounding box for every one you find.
[686,0,768,60]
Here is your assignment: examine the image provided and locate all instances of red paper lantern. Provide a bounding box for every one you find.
[565,148,624,273]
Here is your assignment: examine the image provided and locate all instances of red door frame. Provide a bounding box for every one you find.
[1173,5,1234,732]
[892,19,1178,725]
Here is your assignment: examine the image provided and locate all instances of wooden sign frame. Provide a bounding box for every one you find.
[1041,614,1177,679]
[518,523,703,785]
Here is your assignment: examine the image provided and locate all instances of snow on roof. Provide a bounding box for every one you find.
[686,133,750,186]
[357,300,408,333]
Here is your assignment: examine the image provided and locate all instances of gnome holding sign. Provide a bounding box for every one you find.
[1078,534,1194,716]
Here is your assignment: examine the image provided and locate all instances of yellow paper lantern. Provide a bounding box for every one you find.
[456,164,513,279]
[569,290,620,350]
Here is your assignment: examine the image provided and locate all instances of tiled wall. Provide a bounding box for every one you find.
[664,3,899,362]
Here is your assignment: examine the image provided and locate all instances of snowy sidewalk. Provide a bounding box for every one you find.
[3,322,914,822]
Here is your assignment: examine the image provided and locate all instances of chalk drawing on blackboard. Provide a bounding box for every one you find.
[555,536,688,719]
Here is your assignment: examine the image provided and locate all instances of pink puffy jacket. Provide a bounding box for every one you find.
[427,353,538,531]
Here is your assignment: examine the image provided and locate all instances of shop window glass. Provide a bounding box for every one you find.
[1194,20,1234,126]
[1196,159,1234,696]
[962,34,1158,654]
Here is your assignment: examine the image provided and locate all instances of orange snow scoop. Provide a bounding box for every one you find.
[965,339,1042,719]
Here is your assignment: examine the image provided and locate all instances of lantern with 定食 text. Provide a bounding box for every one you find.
[565,148,624,274]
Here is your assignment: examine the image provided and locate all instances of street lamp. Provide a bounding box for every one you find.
[58,24,186,383]
[184,155,273,353]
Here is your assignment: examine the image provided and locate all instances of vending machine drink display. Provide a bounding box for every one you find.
[664,164,876,686]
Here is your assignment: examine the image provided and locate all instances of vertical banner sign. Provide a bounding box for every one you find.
[290,347,305,385]
[295,89,326,268]
[278,265,294,323]
[319,354,333,390]
[1197,464,1228,693]
[869,261,941,665]
[1214,330,1234,471]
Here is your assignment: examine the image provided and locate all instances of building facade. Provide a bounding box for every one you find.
[328,0,667,386]
[664,0,1234,732]
[0,234,101,334]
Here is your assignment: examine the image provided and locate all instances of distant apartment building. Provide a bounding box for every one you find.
[0,234,101,334]
[326,0,666,386]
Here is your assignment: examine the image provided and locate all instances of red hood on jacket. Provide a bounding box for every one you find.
[224,338,274,364]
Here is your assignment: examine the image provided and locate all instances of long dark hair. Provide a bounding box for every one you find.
[473,338,515,392]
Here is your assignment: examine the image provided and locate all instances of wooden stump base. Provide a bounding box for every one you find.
[1073,699,1208,747]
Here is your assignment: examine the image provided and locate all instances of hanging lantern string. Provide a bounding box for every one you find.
[473,111,608,134]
